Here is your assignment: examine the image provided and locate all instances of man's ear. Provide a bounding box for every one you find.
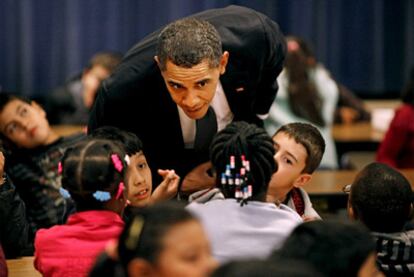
[219,51,229,75]
[154,56,161,69]
[128,258,154,277]
[293,173,312,189]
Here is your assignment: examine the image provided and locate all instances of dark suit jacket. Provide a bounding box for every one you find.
[88,5,286,185]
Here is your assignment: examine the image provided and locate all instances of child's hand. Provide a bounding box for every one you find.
[302,215,320,222]
[150,169,180,203]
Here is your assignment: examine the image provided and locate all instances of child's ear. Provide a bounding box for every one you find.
[348,203,357,220]
[128,258,155,277]
[293,173,312,189]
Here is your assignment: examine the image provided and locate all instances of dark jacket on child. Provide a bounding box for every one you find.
[4,133,85,233]
[0,176,32,258]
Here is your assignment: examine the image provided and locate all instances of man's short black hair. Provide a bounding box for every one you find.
[350,162,412,233]
[156,18,222,71]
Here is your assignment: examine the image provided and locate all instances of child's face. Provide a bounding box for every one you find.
[268,132,309,202]
[126,151,153,207]
[152,220,217,277]
[0,99,54,148]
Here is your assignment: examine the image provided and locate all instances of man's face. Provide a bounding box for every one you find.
[0,99,54,148]
[157,53,228,120]
[268,132,309,202]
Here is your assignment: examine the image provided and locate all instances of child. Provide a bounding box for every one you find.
[267,122,325,220]
[187,121,302,263]
[271,220,384,277]
[34,138,126,277]
[347,162,414,276]
[90,126,179,207]
[90,201,217,277]
[0,93,85,234]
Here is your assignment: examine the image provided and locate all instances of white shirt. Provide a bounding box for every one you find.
[178,81,234,149]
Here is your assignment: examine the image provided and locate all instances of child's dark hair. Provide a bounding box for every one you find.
[350,162,412,233]
[210,121,276,203]
[271,220,375,277]
[89,126,143,156]
[0,92,31,113]
[275,122,325,173]
[60,138,127,211]
[117,201,195,267]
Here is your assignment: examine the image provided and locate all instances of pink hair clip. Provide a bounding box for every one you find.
[111,154,123,173]
[58,162,63,174]
[116,182,125,200]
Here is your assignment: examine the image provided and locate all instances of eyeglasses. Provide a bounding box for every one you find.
[342,184,352,194]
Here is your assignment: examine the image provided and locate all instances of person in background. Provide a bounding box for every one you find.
[88,5,287,195]
[0,92,84,238]
[45,51,122,125]
[264,36,339,169]
[267,122,325,220]
[376,67,414,168]
[89,201,217,277]
[271,220,384,277]
[34,138,126,277]
[187,121,302,263]
[347,162,414,276]
[282,36,370,124]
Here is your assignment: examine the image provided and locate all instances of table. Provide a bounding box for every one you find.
[51,125,85,137]
[332,122,385,143]
[6,256,41,277]
[307,169,414,196]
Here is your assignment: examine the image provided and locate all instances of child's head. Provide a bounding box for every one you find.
[348,162,413,233]
[90,126,152,208]
[0,93,56,149]
[60,138,127,213]
[118,201,217,277]
[268,122,325,202]
[210,121,276,203]
[271,220,382,277]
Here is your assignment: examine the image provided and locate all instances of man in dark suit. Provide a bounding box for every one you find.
[88,5,286,195]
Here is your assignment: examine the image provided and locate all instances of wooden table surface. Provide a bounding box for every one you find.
[307,169,414,195]
[51,125,85,137]
[6,256,41,277]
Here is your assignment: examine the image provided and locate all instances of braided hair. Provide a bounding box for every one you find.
[210,121,276,204]
[60,138,127,211]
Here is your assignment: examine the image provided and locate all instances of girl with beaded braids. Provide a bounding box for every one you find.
[187,121,302,264]
[34,138,127,277]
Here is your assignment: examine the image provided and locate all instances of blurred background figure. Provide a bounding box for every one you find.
[376,67,414,168]
[44,51,122,125]
[265,36,340,169]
